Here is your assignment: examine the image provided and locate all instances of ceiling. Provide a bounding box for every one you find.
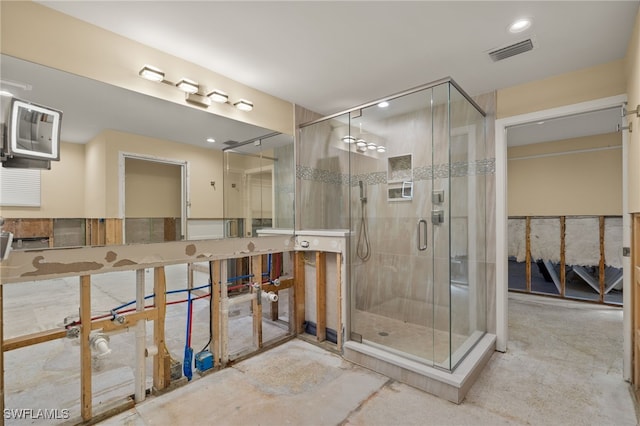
[19,1,640,147]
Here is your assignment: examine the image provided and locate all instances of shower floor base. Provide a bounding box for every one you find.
[343,332,496,403]
[351,305,470,365]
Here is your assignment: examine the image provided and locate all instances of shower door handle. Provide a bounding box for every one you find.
[417,219,427,251]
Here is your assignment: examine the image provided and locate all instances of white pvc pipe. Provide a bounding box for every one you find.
[261,291,279,303]
[134,269,146,403]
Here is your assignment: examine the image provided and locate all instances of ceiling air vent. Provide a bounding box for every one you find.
[488,39,534,62]
[223,140,239,146]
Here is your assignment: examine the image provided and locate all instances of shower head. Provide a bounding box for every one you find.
[359,180,367,202]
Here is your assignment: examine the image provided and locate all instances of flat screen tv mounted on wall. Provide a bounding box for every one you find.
[2,98,62,168]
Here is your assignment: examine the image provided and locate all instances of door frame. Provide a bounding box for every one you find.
[118,151,190,242]
[494,94,629,378]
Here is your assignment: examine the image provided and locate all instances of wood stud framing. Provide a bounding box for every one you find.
[80,275,92,421]
[0,246,345,422]
[513,215,618,304]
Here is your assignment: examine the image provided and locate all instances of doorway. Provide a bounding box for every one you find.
[118,152,189,243]
[495,94,630,379]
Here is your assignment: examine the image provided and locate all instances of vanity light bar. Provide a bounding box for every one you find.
[138,65,253,111]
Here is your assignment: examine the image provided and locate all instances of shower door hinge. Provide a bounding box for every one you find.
[432,190,444,204]
[432,210,444,225]
[350,332,363,343]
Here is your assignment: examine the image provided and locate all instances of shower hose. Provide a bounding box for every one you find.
[356,199,371,262]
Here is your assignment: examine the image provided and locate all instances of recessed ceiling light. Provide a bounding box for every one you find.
[342,135,356,144]
[356,139,367,147]
[509,18,532,33]
[0,90,14,97]
[378,101,389,108]
[367,142,377,150]
[377,146,386,153]
[206,138,216,143]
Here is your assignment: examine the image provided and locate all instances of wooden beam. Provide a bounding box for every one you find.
[316,252,327,342]
[599,216,605,303]
[211,260,221,367]
[153,267,167,391]
[560,216,566,298]
[336,253,343,350]
[525,217,531,293]
[294,251,306,334]
[91,309,157,333]
[3,329,67,352]
[251,255,263,349]
[80,275,92,421]
[260,278,294,293]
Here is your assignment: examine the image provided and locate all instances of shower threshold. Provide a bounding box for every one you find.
[343,333,496,403]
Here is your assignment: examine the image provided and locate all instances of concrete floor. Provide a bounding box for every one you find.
[101,292,637,426]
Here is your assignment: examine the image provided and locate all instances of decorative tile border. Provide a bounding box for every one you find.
[297,158,495,185]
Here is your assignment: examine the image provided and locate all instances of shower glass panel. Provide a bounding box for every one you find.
[297,79,486,372]
[448,84,487,369]
[297,113,351,230]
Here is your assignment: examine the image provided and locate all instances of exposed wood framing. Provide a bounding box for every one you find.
[80,275,92,421]
[316,252,327,342]
[294,251,306,334]
[164,218,177,242]
[336,252,343,350]
[105,219,123,245]
[251,255,263,349]
[153,267,167,391]
[211,260,221,368]
[3,329,67,351]
[599,216,606,303]
[525,217,531,292]
[560,216,566,297]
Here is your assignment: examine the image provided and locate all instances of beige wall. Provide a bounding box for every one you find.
[85,135,107,218]
[497,60,626,119]
[508,133,622,216]
[0,1,293,135]
[125,158,182,218]
[1,142,86,218]
[626,7,640,213]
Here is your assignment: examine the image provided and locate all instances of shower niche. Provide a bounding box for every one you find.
[387,154,413,201]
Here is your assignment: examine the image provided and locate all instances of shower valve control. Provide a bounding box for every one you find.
[432,190,444,204]
[432,210,444,225]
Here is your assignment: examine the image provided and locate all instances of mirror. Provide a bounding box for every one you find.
[0,54,294,248]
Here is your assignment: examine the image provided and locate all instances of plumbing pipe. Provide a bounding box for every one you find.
[183,289,194,381]
[261,291,278,303]
[90,334,111,358]
[134,269,146,403]
[145,345,158,357]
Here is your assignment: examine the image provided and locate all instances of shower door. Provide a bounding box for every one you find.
[349,84,452,368]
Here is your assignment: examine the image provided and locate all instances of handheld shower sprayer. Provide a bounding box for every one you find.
[356,180,371,261]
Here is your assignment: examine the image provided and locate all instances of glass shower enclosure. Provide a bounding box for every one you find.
[298,78,487,371]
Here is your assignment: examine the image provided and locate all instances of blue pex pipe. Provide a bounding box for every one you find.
[183,289,193,381]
